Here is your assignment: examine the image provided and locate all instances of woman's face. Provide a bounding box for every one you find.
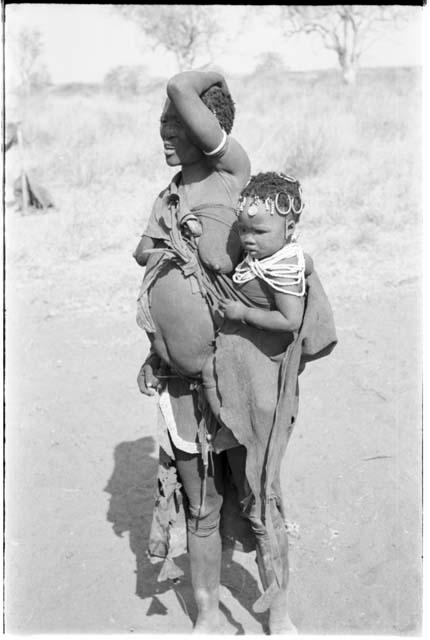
[238,199,292,259]
[159,100,202,167]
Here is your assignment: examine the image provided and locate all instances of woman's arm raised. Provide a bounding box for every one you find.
[166,70,250,180]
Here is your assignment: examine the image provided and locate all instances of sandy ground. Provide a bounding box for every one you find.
[5,240,422,635]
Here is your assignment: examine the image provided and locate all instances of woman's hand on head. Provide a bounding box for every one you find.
[209,75,230,98]
[192,65,230,94]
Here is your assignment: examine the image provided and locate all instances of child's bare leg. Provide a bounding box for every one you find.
[201,355,221,418]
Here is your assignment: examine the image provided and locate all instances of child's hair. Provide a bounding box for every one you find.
[201,86,235,134]
[241,171,304,221]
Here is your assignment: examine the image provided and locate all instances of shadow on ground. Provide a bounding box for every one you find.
[104,436,268,634]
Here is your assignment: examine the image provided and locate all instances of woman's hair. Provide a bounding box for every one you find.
[201,86,235,134]
[241,171,304,220]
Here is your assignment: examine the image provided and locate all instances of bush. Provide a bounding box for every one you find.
[103,66,149,96]
[253,52,286,76]
[282,122,331,178]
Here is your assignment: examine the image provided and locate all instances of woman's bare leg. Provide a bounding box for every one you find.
[188,528,222,632]
[174,447,224,633]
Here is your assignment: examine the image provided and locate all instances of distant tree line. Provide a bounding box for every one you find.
[12,5,413,96]
[118,4,412,85]
[103,65,149,96]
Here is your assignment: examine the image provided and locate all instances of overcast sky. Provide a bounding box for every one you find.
[5,4,423,86]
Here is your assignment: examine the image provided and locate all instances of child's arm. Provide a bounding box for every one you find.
[133,236,156,266]
[220,292,304,332]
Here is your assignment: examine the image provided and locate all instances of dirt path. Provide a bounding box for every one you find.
[5,251,421,634]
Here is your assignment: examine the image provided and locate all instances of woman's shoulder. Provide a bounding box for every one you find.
[223,136,251,184]
[212,163,250,203]
[206,134,250,186]
[184,168,241,209]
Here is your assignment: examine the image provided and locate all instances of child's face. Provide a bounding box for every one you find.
[160,100,202,167]
[238,199,290,259]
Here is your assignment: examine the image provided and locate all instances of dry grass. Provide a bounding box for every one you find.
[6,66,421,308]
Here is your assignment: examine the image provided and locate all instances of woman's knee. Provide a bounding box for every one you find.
[174,448,224,538]
[186,489,223,537]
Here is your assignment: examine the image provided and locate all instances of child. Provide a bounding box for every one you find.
[202,171,308,419]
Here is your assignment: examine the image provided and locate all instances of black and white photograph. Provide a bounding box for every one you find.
[3,3,423,635]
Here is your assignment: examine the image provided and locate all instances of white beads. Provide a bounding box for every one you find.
[233,243,306,297]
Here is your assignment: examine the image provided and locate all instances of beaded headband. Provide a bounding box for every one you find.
[237,172,304,217]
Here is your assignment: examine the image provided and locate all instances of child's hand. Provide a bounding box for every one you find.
[219,299,246,322]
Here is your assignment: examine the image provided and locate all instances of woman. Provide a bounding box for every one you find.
[135,70,261,633]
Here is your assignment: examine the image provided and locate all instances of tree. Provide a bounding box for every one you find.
[281,5,410,84]
[14,27,51,92]
[118,5,220,72]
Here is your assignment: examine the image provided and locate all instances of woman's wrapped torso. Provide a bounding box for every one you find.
[140,170,243,377]
[148,255,215,377]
